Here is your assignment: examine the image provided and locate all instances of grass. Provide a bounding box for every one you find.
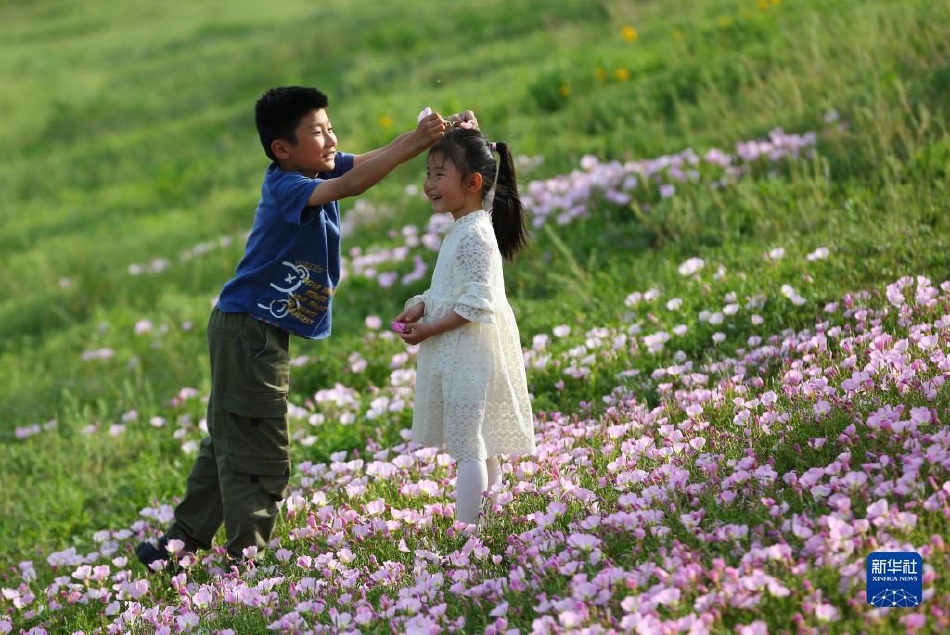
[2,0,950,632]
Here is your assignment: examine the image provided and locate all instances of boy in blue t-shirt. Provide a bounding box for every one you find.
[136,86,474,569]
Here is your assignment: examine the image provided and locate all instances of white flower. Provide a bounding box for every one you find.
[677,257,704,276]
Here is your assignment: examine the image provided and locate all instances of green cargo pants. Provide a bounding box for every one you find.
[166,308,291,559]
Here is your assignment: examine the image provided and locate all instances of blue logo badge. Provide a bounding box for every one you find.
[866,552,923,608]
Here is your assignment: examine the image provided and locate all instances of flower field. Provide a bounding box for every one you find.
[2,0,950,632]
[6,147,950,632]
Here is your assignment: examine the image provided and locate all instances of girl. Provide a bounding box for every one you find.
[394,128,536,525]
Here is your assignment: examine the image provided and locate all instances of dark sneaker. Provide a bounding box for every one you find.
[135,537,179,574]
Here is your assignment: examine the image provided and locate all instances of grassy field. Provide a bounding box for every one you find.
[2,0,950,632]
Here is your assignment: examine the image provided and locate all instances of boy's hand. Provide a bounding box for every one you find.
[446,110,479,130]
[412,113,446,150]
[418,107,478,130]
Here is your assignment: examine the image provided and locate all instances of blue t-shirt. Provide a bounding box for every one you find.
[216,152,355,339]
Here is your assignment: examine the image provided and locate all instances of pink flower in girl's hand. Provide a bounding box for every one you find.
[417,107,432,122]
[391,321,407,334]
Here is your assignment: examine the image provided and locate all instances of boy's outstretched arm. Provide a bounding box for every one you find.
[352,110,479,166]
[308,113,445,207]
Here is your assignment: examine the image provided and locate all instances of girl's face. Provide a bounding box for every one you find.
[424,152,479,218]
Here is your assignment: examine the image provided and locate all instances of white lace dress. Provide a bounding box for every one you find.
[405,210,536,461]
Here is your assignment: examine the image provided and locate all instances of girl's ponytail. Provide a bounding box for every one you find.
[427,129,530,260]
[491,141,528,260]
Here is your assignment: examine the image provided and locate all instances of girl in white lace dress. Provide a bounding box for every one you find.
[394,128,535,524]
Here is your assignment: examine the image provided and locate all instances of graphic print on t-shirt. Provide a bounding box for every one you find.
[257,260,333,325]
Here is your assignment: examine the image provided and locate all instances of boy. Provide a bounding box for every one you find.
[136,86,474,569]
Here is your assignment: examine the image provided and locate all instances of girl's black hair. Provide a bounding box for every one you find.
[255,86,330,162]
[429,128,529,260]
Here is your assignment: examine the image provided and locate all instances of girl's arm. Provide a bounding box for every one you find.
[393,298,426,326]
[399,311,469,345]
[400,230,492,344]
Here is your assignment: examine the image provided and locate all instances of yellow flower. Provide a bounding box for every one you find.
[757,0,769,9]
[717,16,733,28]
[378,115,393,128]
[614,68,631,81]
[558,83,571,97]
[621,25,638,42]
[594,68,606,80]
[672,29,684,40]
[771,0,781,5]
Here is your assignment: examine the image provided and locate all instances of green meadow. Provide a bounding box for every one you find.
[2,0,949,632]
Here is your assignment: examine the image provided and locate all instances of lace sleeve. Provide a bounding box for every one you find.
[404,291,428,311]
[453,232,495,324]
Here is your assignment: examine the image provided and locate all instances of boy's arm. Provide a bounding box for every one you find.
[352,131,413,166]
[352,110,479,166]
[308,113,445,207]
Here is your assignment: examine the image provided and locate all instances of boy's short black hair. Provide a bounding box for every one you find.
[255,86,330,162]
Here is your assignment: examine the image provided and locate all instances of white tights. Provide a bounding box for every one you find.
[455,456,501,524]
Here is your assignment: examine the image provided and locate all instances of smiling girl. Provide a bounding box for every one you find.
[394,128,536,525]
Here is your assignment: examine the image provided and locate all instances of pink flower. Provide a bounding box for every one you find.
[815,603,840,622]
[737,621,768,635]
[901,613,927,631]
[165,539,186,555]
[866,499,888,520]
[909,407,931,425]
[364,499,387,516]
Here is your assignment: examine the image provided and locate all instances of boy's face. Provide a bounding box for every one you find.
[273,108,337,177]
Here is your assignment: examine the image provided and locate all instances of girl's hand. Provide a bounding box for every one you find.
[399,322,432,345]
[394,303,425,326]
